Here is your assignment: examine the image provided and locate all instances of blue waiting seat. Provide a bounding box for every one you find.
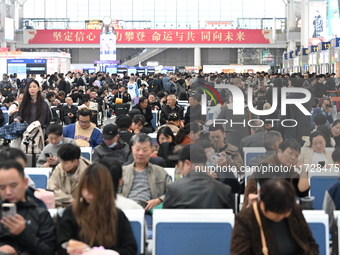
[153,209,234,255]
[303,210,329,255]
[243,147,266,167]
[25,167,52,189]
[123,209,145,255]
[80,147,92,162]
[310,175,338,210]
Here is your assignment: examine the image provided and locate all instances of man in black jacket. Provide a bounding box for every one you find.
[160,94,184,125]
[62,97,78,125]
[92,124,132,164]
[0,160,56,255]
[132,96,153,131]
[163,144,234,209]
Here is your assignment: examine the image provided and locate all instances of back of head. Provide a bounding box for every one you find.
[263,131,282,150]
[58,143,81,161]
[0,147,27,166]
[116,115,132,129]
[278,138,301,153]
[260,178,296,214]
[99,158,122,198]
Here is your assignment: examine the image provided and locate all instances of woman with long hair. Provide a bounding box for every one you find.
[175,122,201,145]
[57,163,137,255]
[14,79,51,127]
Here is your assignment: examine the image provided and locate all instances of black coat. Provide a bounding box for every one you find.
[163,170,234,209]
[62,105,78,122]
[0,197,56,255]
[57,206,137,255]
[160,104,184,125]
[132,104,153,125]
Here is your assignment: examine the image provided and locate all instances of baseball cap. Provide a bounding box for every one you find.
[101,124,118,139]
[168,144,207,164]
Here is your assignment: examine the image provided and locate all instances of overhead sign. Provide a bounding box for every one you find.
[24,29,273,44]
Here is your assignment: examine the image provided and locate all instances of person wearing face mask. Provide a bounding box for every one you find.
[37,123,76,167]
[92,124,132,164]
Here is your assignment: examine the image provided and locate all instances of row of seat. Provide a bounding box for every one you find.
[24,166,176,189]
[48,209,328,255]
[242,147,339,210]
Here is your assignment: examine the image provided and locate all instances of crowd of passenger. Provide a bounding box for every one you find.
[0,69,339,254]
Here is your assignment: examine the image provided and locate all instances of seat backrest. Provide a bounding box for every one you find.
[243,147,266,167]
[303,210,329,255]
[2,110,9,126]
[151,110,158,130]
[153,209,234,255]
[24,167,52,189]
[333,211,340,255]
[113,103,131,117]
[123,209,145,255]
[80,147,92,162]
[148,133,157,145]
[310,176,338,209]
[164,168,175,182]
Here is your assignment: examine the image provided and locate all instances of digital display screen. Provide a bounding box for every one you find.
[7,59,47,79]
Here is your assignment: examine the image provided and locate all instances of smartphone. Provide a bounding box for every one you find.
[2,203,16,217]
[45,153,53,158]
[318,161,326,167]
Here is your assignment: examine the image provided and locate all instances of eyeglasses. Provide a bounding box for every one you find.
[78,120,91,124]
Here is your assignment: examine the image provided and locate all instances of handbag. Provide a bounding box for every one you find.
[253,202,269,255]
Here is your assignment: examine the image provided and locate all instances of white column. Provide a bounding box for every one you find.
[1,0,6,31]
[194,47,201,67]
[301,0,309,48]
[288,41,296,53]
[288,0,296,31]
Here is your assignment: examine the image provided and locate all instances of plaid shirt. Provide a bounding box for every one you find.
[0,121,28,140]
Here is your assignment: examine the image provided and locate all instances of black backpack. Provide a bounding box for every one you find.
[149,80,159,94]
[1,80,12,96]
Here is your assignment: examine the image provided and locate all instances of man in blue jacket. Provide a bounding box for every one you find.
[63,107,102,148]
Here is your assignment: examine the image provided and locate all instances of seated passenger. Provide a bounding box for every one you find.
[163,144,234,209]
[92,124,131,164]
[175,122,201,145]
[299,130,334,166]
[37,123,76,167]
[231,178,318,255]
[0,160,56,255]
[121,133,171,210]
[132,96,154,131]
[249,130,283,167]
[244,139,309,208]
[157,112,184,134]
[57,163,137,255]
[47,143,91,207]
[323,147,340,231]
[100,158,143,210]
[160,94,184,125]
[116,115,134,144]
[63,108,102,148]
[62,97,78,125]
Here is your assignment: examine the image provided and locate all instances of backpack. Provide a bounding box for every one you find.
[149,80,159,94]
[175,80,186,97]
[21,120,45,155]
[1,80,12,96]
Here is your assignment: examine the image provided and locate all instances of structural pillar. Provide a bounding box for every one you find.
[194,47,201,67]
[301,0,309,48]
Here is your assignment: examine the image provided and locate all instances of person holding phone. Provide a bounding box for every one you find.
[37,123,76,168]
[0,160,56,255]
[299,131,334,167]
[311,98,334,129]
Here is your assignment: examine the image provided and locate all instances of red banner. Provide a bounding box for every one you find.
[24,29,272,44]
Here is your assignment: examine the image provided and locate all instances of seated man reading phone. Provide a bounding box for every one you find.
[0,160,56,255]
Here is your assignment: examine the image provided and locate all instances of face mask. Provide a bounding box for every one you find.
[57,141,63,146]
[108,142,117,148]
